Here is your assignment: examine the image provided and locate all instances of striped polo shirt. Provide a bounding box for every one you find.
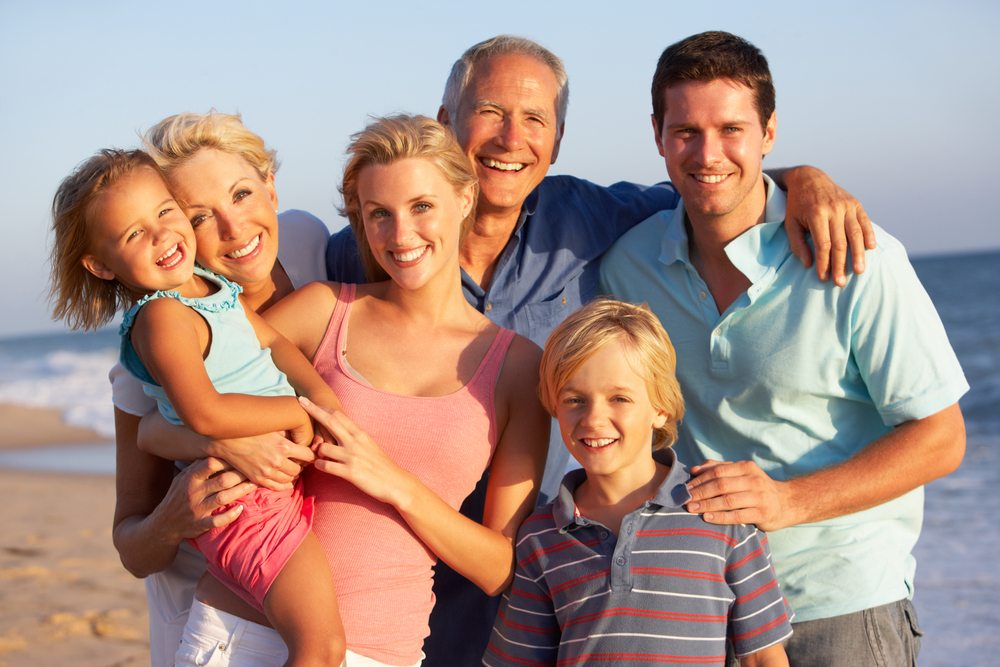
[484,449,792,666]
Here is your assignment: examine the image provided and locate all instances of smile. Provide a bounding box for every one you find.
[156,243,184,269]
[480,158,525,172]
[227,234,261,259]
[580,437,618,449]
[392,246,428,263]
[692,173,730,184]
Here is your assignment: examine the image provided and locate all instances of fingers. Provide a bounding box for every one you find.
[785,219,813,269]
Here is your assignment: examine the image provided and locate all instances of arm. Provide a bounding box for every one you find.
[112,408,253,577]
[136,410,311,490]
[739,645,788,667]
[302,336,549,595]
[686,403,965,531]
[131,298,311,440]
[767,166,876,286]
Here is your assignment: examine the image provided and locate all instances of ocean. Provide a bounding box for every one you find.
[0,249,997,664]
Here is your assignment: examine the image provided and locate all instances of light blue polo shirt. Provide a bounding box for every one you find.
[600,176,968,622]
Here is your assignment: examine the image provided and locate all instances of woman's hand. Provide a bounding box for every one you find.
[299,397,413,508]
[160,457,258,542]
[210,432,314,491]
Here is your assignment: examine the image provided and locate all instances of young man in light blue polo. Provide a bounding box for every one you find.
[600,31,968,666]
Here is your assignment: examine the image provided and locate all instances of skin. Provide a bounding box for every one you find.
[265,156,549,595]
[656,78,966,533]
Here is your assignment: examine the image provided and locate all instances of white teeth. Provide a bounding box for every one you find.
[228,235,260,258]
[393,247,427,262]
[156,244,182,267]
[693,174,728,184]
[481,158,525,172]
[581,437,617,449]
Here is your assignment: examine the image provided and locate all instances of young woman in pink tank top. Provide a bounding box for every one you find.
[261,115,549,665]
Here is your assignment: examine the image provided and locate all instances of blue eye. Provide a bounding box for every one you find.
[234,189,251,202]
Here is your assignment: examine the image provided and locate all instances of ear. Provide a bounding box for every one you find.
[653,411,669,430]
[265,171,279,211]
[651,114,666,158]
[550,121,565,164]
[437,105,451,126]
[459,182,476,219]
[81,254,116,281]
[762,111,777,157]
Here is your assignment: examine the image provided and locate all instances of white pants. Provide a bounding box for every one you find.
[146,541,204,667]
[174,599,421,667]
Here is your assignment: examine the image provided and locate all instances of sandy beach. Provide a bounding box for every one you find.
[0,403,149,667]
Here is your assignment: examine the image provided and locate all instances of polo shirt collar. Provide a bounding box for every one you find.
[552,448,693,532]
[658,175,790,289]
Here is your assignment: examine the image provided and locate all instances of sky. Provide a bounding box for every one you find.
[2,0,997,338]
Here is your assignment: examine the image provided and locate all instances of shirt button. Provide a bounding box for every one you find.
[600,530,609,540]
[485,302,493,312]
[218,643,227,651]
[699,291,707,300]
[626,524,633,534]
[616,556,625,566]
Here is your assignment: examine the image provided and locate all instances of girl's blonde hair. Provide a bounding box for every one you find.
[539,298,685,450]
[143,110,278,180]
[49,149,160,330]
[339,114,478,282]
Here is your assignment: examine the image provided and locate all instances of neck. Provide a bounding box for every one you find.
[460,207,522,289]
[686,179,768,264]
[239,261,294,314]
[580,458,667,509]
[380,266,479,327]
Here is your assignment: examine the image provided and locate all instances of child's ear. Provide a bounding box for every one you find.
[81,255,116,281]
[653,412,669,429]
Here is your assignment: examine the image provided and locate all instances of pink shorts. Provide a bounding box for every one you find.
[191,481,314,613]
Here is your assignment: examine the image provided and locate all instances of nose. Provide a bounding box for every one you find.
[496,116,525,151]
[580,401,608,428]
[214,206,245,241]
[693,131,724,167]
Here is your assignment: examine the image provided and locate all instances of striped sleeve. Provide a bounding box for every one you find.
[726,528,793,656]
[483,514,560,667]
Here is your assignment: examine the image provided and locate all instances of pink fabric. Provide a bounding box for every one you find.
[306,282,514,665]
[192,482,314,613]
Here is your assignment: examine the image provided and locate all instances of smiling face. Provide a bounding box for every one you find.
[555,338,669,484]
[82,166,196,295]
[357,157,475,291]
[164,148,279,292]
[444,53,563,221]
[654,78,776,230]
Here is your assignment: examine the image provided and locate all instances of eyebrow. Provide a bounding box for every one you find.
[472,99,551,121]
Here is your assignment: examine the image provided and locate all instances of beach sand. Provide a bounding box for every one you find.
[0,403,149,666]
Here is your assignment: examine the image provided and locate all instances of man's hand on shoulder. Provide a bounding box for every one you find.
[685,459,797,532]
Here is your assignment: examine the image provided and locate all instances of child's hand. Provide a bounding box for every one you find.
[286,411,315,448]
[210,432,314,491]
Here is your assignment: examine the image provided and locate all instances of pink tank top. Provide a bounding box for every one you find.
[306,283,514,664]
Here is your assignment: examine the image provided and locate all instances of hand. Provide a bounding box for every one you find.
[211,432,314,491]
[299,396,411,507]
[685,460,795,532]
[783,166,876,287]
[286,411,316,449]
[158,457,256,541]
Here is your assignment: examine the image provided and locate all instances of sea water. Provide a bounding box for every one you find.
[0,249,996,664]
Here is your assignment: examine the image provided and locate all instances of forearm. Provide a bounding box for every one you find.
[138,410,213,461]
[181,394,307,440]
[739,644,788,667]
[268,333,342,412]
[113,507,184,577]
[390,471,517,595]
[782,404,965,527]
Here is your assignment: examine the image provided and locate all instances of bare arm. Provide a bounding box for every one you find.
[112,408,253,577]
[303,335,549,595]
[766,166,876,286]
[739,644,789,667]
[686,403,965,531]
[131,298,311,440]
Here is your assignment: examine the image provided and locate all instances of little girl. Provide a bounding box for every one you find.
[49,148,344,666]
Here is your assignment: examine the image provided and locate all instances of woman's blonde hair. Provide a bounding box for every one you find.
[339,114,478,282]
[49,149,160,330]
[539,298,685,450]
[143,110,278,179]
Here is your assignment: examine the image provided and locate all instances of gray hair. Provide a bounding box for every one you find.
[441,35,569,126]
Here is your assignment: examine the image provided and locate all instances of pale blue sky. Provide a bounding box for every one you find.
[2,0,997,337]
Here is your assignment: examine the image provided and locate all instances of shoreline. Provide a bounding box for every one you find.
[0,403,110,450]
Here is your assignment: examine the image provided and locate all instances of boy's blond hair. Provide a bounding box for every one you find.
[539,298,685,450]
[49,149,160,330]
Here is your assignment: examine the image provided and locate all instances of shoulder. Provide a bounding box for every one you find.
[277,209,331,285]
